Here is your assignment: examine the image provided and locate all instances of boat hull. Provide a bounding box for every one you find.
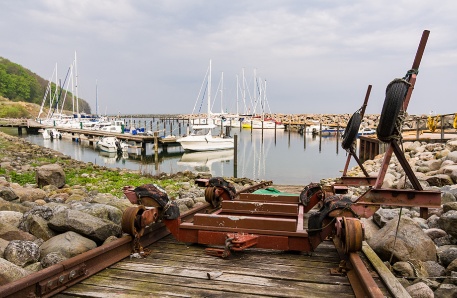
[177,134,234,151]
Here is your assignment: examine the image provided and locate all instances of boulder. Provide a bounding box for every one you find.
[0,187,18,201]
[438,210,457,238]
[48,209,122,243]
[446,151,457,163]
[41,251,67,268]
[3,240,40,267]
[425,174,454,187]
[367,216,437,262]
[13,187,46,203]
[437,245,457,267]
[40,231,96,260]
[36,164,66,188]
[72,203,123,225]
[0,258,30,285]
[0,211,23,227]
[0,222,36,242]
[405,282,434,298]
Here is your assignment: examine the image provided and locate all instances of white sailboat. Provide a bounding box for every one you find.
[177,60,234,151]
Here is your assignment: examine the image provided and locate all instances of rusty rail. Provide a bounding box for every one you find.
[0,202,211,298]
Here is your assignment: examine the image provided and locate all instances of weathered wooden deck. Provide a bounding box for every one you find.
[55,234,390,298]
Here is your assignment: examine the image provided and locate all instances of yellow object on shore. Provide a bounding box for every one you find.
[427,115,438,132]
[454,113,457,130]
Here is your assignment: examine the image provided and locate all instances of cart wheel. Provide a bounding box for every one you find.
[122,205,146,237]
[341,217,364,253]
[205,186,222,208]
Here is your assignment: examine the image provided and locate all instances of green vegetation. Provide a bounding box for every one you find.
[0,57,91,117]
[0,136,187,198]
[0,101,30,118]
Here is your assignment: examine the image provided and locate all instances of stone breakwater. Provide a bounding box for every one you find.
[0,130,457,296]
[320,138,457,297]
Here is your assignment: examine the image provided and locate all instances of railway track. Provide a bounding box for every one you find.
[0,181,408,298]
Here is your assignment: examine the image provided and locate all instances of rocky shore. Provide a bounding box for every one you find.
[0,131,457,297]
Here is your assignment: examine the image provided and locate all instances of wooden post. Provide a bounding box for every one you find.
[153,131,159,153]
[234,134,238,178]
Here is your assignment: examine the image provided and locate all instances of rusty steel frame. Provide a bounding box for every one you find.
[357,30,441,219]
[340,84,374,187]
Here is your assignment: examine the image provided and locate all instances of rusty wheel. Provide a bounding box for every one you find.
[205,186,221,208]
[341,217,364,253]
[122,205,146,237]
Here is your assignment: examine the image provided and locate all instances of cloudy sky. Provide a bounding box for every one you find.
[1,1,456,116]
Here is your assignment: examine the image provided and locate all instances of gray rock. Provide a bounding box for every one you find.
[4,240,40,267]
[423,261,446,280]
[442,191,457,204]
[439,210,457,238]
[0,187,18,201]
[0,222,36,242]
[424,228,447,240]
[405,282,433,298]
[373,208,403,228]
[48,209,122,243]
[0,257,31,285]
[446,140,457,152]
[41,251,67,268]
[0,211,23,227]
[433,283,457,298]
[445,151,457,163]
[426,214,441,229]
[13,187,46,203]
[443,202,457,213]
[40,231,96,260]
[0,238,9,258]
[437,245,457,267]
[367,216,437,262]
[36,164,66,188]
[426,174,454,187]
[24,214,56,241]
[72,203,123,225]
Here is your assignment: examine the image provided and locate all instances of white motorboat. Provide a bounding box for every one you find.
[358,127,376,137]
[42,128,62,140]
[99,120,125,134]
[97,136,128,153]
[177,128,234,151]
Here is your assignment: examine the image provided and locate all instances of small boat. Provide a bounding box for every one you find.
[99,120,125,134]
[42,128,62,140]
[97,136,128,153]
[320,127,345,135]
[357,127,376,137]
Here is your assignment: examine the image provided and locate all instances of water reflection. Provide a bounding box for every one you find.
[3,123,356,185]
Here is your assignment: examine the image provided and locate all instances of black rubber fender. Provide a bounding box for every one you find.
[376,80,409,142]
[341,112,361,150]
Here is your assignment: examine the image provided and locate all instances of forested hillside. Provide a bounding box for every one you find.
[0,57,91,115]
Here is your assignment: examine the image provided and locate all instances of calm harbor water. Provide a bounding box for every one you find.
[2,122,358,185]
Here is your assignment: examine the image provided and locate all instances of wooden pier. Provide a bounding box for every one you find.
[0,118,181,153]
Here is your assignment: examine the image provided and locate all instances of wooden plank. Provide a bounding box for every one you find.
[362,242,411,298]
[221,200,299,216]
[192,214,297,232]
[72,267,356,298]
[238,193,299,203]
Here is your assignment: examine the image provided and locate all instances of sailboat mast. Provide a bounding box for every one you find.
[208,59,211,121]
[221,71,224,114]
[74,51,79,116]
[96,79,98,116]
